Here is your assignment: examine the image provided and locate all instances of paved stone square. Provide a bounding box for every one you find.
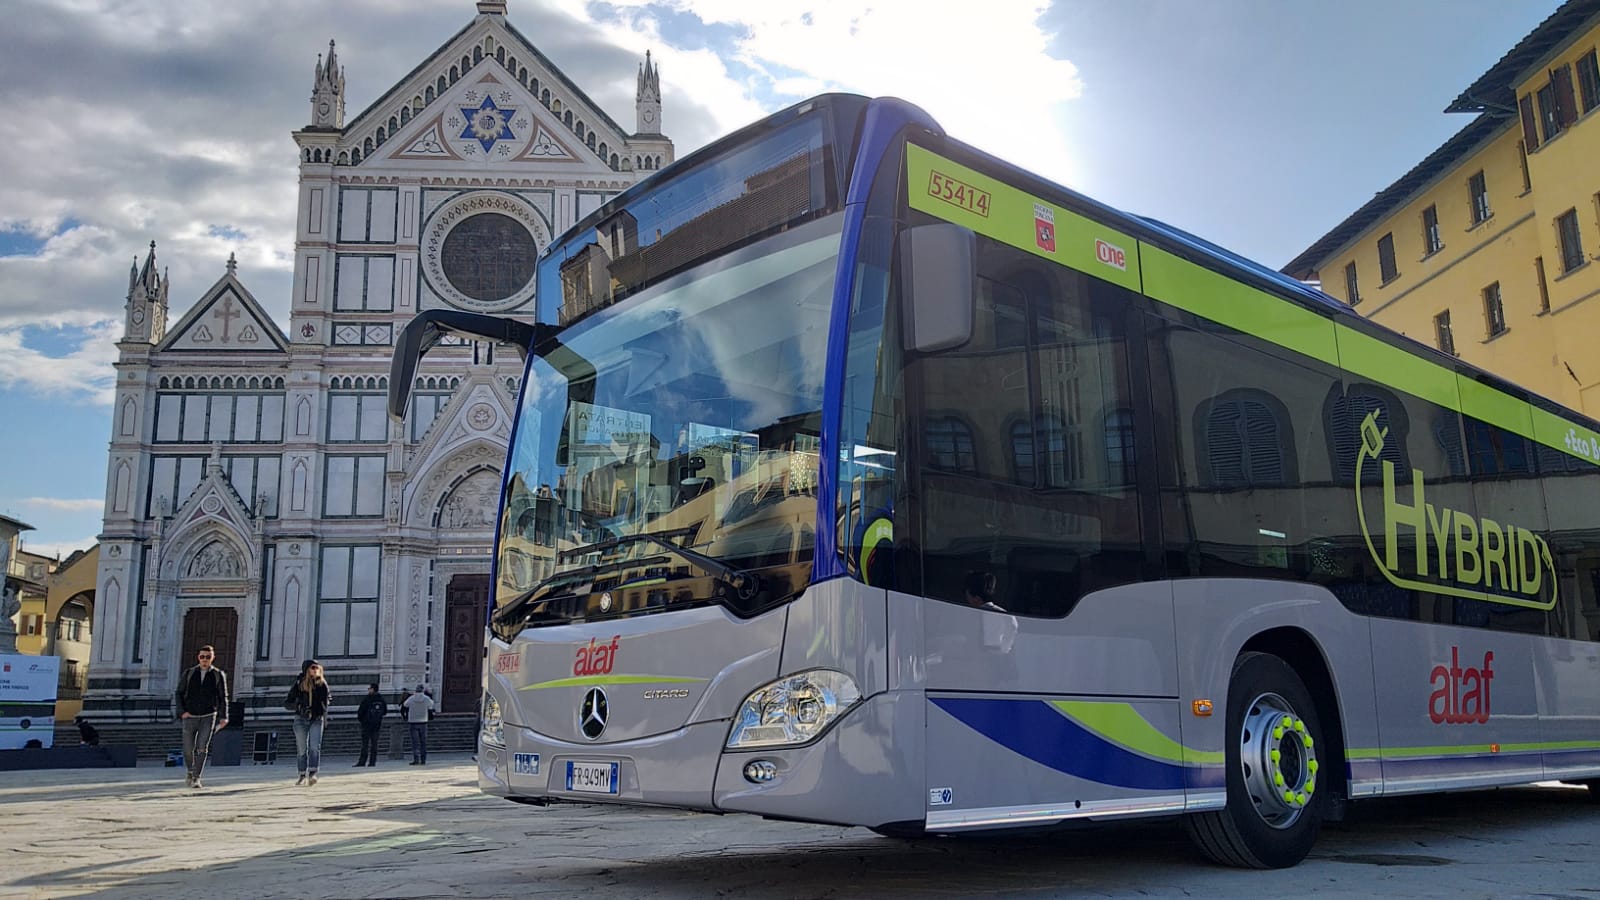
[3,752,1600,899]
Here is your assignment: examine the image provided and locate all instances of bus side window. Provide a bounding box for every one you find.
[907,230,1145,616]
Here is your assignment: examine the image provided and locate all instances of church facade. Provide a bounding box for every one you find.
[88,0,673,719]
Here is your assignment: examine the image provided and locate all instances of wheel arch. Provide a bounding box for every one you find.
[1238,627,1348,812]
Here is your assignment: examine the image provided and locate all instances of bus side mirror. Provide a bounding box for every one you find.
[387,310,541,421]
[899,223,975,353]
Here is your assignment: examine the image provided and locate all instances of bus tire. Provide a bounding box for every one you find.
[1184,651,1326,868]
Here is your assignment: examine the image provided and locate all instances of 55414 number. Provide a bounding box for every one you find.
[927,170,991,217]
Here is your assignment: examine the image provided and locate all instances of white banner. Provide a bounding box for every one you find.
[0,654,61,750]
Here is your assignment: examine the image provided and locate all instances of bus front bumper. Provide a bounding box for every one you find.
[479,690,923,828]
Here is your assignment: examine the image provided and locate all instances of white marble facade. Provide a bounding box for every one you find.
[89,1,671,716]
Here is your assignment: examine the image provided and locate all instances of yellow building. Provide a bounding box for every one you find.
[11,549,54,655]
[1286,0,1600,417]
[44,546,98,721]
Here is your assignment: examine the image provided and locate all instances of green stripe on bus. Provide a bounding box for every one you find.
[907,145,1600,467]
[1456,376,1532,435]
[1331,325,1461,411]
[1347,740,1600,759]
[518,674,708,691]
[905,144,1142,293]
[1141,246,1339,367]
[1049,699,1225,766]
[1532,405,1600,467]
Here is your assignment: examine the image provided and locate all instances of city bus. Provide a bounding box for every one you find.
[388,93,1600,868]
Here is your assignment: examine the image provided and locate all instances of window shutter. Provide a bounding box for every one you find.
[1552,65,1578,127]
[1519,93,1540,151]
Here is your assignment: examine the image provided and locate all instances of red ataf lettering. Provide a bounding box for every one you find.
[1095,239,1127,271]
[573,635,621,677]
[1428,647,1494,724]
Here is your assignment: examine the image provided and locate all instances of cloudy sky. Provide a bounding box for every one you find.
[0,0,1561,555]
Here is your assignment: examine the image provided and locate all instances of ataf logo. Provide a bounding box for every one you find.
[1429,647,1494,724]
[573,635,621,677]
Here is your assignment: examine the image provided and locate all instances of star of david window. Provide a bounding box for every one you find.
[459,96,517,152]
[440,213,538,302]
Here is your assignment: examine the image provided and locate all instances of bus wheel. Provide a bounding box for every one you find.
[1185,651,1325,868]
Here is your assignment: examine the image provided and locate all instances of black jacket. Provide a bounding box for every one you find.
[285,681,331,720]
[356,693,388,727]
[175,665,229,718]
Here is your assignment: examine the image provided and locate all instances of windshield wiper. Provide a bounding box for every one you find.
[492,554,675,634]
[558,526,762,601]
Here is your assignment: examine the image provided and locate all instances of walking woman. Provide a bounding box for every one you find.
[284,659,330,786]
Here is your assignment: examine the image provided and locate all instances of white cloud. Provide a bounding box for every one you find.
[19,536,98,560]
[0,0,1087,406]
[19,498,105,512]
[0,320,121,405]
[601,0,1087,184]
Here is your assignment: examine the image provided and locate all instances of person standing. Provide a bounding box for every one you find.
[175,645,229,789]
[353,683,387,767]
[284,659,330,786]
[402,684,436,765]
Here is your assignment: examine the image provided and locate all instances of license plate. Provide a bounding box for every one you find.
[565,760,618,794]
[512,753,539,776]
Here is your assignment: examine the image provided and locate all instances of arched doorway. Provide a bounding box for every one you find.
[181,607,239,682]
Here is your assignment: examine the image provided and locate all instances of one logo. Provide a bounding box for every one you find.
[579,687,609,740]
[599,591,613,612]
[1356,410,1557,611]
[1095,239,1127,270]
[1033,204,1056,253]
[573,635,621,677]
[1429,647,1494,724]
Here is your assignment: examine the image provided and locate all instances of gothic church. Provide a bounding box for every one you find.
[90,0,673,719]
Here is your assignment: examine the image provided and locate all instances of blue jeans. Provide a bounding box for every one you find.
[408,722,428,763]
[291,715,325,774]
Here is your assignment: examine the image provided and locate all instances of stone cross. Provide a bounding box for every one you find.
[214,296,241,342]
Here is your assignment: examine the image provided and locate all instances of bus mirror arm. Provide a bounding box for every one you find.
[900,222,976,353]
[387,310,550,421]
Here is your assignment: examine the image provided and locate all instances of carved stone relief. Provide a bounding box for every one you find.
[187,540,243,578]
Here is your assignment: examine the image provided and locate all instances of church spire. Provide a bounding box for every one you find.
[309,39,346,129]
[123,241,169,345]
[635,50,662,134]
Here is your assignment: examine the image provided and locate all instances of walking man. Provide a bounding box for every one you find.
[403,684,436,765]
[175,645,229,788]
[354,683,387,767]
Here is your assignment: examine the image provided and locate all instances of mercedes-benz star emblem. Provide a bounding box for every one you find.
[579,687,609,740]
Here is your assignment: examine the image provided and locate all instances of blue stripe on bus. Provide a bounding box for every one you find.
[932,697,1199,791]
[814,97,940,584]
[1544,748,1600,769]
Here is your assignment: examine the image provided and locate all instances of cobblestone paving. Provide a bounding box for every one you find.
[2,754,1598,898]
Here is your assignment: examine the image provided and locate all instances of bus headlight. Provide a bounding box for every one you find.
[481,692,505,747]
[726,669,861,750]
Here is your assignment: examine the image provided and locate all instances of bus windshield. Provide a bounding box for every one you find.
[493,213,841,636]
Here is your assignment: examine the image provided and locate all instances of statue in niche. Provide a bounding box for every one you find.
[188,540,242,578]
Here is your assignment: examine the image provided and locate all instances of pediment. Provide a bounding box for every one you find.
[167,464,256,550]
[363,69,616,175]
[158,273,289,354]
[340,18,632,177]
